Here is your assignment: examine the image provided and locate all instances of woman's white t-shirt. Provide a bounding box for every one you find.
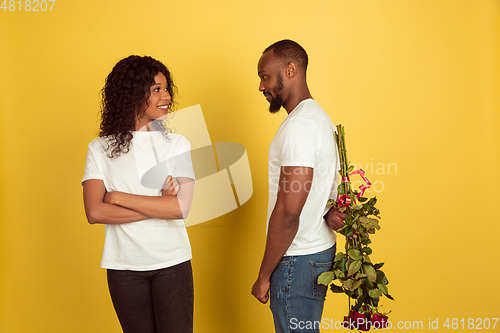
[82,131,195,271]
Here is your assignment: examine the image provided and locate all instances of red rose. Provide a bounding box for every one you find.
[343,310,370,331]
[370,313,388,329]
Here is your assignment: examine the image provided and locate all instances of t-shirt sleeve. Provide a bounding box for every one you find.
[81,145,103,184]
[171,138,195,181]
[278,118,321,168]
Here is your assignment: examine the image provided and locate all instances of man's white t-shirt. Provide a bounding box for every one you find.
[82,131,195,271]
[267,99,340,256]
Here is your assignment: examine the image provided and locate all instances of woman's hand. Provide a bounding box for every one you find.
[162,175,180,196]
[104,191,122,205]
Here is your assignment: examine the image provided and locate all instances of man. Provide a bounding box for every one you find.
[251,40,347,333]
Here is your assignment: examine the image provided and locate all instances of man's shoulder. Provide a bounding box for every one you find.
[302,99,330,119]
[295,98,324,112]
[284,100,330,129]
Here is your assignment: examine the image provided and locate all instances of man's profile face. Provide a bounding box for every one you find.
[258,51,285,113]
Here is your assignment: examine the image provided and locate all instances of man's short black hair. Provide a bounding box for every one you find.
[264,39,308,73]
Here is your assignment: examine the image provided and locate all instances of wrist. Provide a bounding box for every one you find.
[257,272,271,282]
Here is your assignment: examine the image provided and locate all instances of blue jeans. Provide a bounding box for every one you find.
[270,245,336,333]
[107,260,193,333]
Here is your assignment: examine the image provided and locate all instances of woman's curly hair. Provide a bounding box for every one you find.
[99,55,177,158]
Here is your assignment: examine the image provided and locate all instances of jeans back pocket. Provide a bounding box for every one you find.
[311,261,334,298]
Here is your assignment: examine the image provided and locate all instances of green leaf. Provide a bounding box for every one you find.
[357,286,363,300]
[376,270,388,285]
[359,216,373,229]
[358,197,368,202]
[347,249,362,261]
[369,218,381,230]
[343,279,354,289]
[361,238,372,246]
[352,279,362,291]
[359,216,370,223]
[317,271,335,286]
[334,252,345,262]
[338,224,353,237]
[363,247,372,255]
[373,262,384,269]
[363,264,377,283]
[369,289,382,298]
[340,258,348,273]
[384,293,395,300]
[363,254,372,264]
[347,260,362,277]
[347,165,354,173]
[356,294,368,308]
[377,283,388,295]
[363,278,374,289]
[330,283,344,293]
[335,270,345,279]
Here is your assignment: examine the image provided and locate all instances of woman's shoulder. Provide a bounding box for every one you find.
[87,136,107,147]
[88,137,106,148]
[86,136,114,155]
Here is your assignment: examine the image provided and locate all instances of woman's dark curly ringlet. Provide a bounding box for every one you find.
[99,55,177,158]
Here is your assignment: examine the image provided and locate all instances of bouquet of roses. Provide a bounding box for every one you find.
[318,125,393,331]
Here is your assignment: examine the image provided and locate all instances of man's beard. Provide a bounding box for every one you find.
[268,73,284,114]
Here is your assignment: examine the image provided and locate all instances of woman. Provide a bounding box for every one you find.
[82,55,195,333]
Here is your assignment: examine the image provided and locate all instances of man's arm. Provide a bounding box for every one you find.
[251,166,313,304]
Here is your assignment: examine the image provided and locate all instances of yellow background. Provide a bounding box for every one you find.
[1,0,499,332]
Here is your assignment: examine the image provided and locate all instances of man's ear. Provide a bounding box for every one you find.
[286,62,297,78]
